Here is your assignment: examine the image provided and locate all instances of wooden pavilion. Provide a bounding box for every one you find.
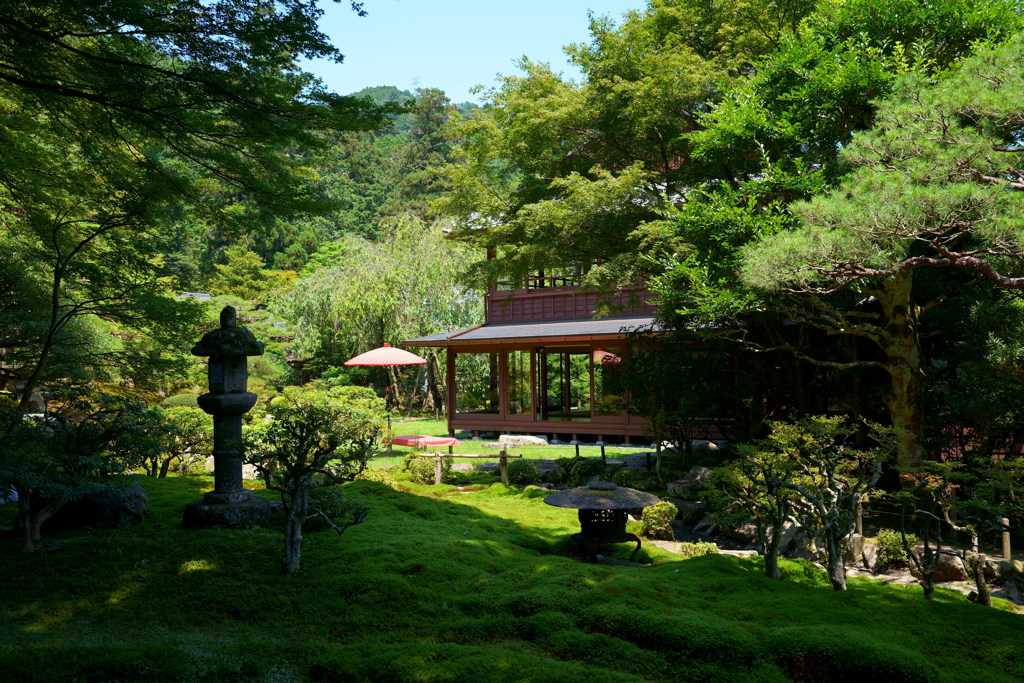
[403,273,661,443]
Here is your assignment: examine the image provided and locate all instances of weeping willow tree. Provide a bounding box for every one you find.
[278,217,482,414]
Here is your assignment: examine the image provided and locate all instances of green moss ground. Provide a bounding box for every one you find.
[2,471,1023,683]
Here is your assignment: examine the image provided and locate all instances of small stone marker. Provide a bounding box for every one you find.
[183,306,272,528]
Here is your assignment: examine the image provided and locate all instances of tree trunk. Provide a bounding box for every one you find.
[764,523,782,581]
[159,456,174,478]
[825,531,848,591]
[921,574,935,600]
[19,492,35,554]
[427,351,443,420]
[877,270,928,471]
[974,554,991,607]
[282,487,308,575]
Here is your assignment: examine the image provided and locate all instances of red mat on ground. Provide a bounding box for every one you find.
[391,435,460,448]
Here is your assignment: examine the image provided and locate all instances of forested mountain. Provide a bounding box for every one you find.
[160,84,473,289]
[351,85,480,134]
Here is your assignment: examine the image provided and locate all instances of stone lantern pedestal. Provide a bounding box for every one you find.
[183,306,273,528]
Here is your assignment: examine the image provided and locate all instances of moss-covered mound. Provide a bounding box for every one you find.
[1,473,1021,683]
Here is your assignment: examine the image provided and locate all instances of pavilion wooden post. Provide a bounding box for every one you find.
[500,449,509,487]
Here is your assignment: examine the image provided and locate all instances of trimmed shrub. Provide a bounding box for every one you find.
[876,528,918,569]
[641,500,678,540]
[402,453,453,485]
[160,393,199,409]
[675,541,719,558]
[612,468,633,487]
[507,459,540,487]
[355,467,396,488]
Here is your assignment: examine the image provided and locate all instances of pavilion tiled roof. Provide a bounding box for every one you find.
[402,316,657,347]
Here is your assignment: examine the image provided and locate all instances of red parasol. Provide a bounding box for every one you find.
[344,343,427,367]
[344,343,427,446]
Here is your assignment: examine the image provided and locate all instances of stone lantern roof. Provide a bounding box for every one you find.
[191,306,264,359]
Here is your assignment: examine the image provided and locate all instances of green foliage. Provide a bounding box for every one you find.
[159,394,200,409]
[675,541,720,559]
[279,218,481,396]
[354,467,397,488]
[507,459,540,487]
[208,246,296,302]
[612,468,633,487]
[876,528,918,570]
[147,406,212,478]
[308,485,360,520]
[0,0,397,397]
[401,453,453,485]
[0,386,162,552]
[641,500,678,540]
[438,0,820,289]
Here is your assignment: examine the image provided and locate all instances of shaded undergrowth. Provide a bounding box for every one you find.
[1,473,1022,683]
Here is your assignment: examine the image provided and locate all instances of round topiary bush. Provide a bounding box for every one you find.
[401,453,453,485]
[160,393,200,409]
[641,500,678,540]
[507,459,540,487]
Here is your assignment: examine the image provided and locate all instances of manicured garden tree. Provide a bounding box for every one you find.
[895,458,1024,603]
[714,416,892,586]
[146,406,213,478]
[780,417,894,591]
[243,386,387,575]
[0,386,161,553]
[711,438,801,580]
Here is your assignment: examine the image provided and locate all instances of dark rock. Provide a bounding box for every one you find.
[666,466,715,499]
[662,497,708,525]
[539,466,564,484]
[693,514,719,536]
[725,522,759,545]
[27,485,148,532]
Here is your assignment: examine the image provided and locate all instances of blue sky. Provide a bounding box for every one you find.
[303,0,645,103]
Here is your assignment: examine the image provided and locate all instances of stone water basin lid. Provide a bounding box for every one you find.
[543,477,662,510]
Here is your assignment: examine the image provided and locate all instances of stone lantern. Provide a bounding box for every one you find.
[183,306,272,528]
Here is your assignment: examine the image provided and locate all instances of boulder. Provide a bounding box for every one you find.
[691,439,729,452]
[910,550,969,582]
[666,466,715,499]
[845,534,865,567]
[451,463,474,472]
[720,549,758,558]
[862,542,879,572]
[499,434,548,447]
[30,485,148,532]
